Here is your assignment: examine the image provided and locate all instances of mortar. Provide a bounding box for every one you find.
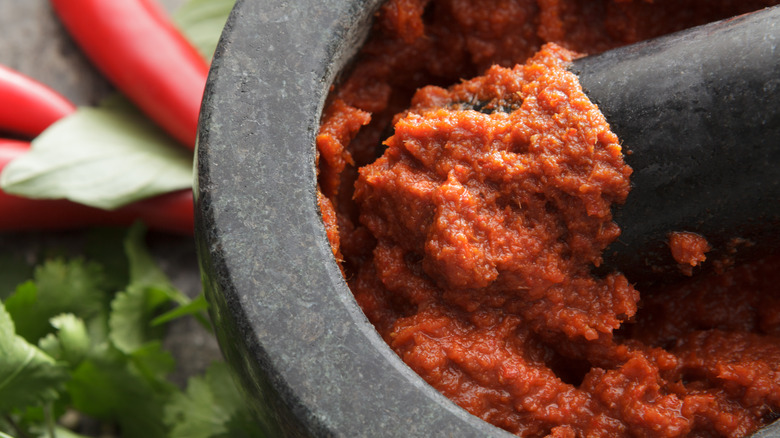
[194,1,780,436]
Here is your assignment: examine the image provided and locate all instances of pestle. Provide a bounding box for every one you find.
[569,6,780,285]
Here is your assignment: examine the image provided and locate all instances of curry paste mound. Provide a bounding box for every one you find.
[355,45,635,339]
[316,1,780,437]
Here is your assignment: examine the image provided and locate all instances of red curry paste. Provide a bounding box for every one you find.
[669,232,711,276]
[316,1,780,436]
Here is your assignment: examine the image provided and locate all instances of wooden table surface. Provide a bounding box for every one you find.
[0,0,222,387]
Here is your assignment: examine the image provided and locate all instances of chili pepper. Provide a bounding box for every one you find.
[0,139,194,234]
[0,64,76,138]
[49,0,209,149]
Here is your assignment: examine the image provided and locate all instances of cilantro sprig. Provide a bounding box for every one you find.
[0,224,264,438]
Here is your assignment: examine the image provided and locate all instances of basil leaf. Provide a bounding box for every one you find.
[174,0,237,60]
[0,97,193,210]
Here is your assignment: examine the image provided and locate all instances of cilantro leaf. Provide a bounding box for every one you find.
[124,222,173,289]
[110,224,193,354]
[130,341,176,388]
[109,284,171,355]
[164,361,264,438]
[38,314,90,367]
[0,96,193,210]
[67,348,175,438]
[0,300,68,413]
[4,259,107,343]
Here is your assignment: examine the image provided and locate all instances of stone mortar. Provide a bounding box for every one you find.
[194,0,780,436]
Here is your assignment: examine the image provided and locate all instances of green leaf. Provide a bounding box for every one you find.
[2,281,37,334]
[4,259,108,343]
[109,285,170,355]
[0,96,193,210]
[36,334,62,364]
[124,223,171,289]
[67,353,174,438]
[174,0,237,60]
[151,293,210,327]
[110,224,190,353]
[6,405,84,438]
[38,314,90,367]
[0,300,68,413]
[47,426,93,438]
[164,362,263,438]
[129,341,176,389]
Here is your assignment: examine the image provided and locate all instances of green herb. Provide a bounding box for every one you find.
[4,258,108,344]
[0,300,68,414]
[164,362,262,438]
[0,224,260,438]
[0,97,193,210]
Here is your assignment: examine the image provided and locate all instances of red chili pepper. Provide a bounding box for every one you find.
[0,139,194,234]
[0,65,76,138]
[49,0,209,149]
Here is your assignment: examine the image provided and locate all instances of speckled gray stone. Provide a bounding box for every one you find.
[195,0,512,436]
[194,1,780,437]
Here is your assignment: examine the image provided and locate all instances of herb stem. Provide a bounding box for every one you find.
[3,414,30,438]
[44,403,56,438]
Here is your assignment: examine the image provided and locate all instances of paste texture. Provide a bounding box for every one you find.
[316,1,780,436]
